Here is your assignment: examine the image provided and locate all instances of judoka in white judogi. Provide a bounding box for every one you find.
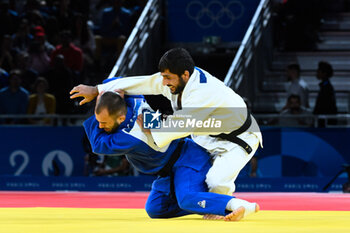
[97,70,262,195]
[71,48,263,195]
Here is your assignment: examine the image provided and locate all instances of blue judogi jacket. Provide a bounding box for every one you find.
[83,95,210,176]
[84,77,210,176]
[84,95,181,175]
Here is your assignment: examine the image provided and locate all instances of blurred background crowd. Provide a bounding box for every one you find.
[0,0,146,125]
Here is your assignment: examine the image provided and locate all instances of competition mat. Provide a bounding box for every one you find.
[0,192,349,233]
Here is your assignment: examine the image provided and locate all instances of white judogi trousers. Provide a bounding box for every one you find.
[204,132,260,195]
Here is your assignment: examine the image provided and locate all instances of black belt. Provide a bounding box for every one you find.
[211,109,253,154]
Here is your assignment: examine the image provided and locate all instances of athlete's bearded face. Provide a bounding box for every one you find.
[161,69,189,94]
[95,108,125,133]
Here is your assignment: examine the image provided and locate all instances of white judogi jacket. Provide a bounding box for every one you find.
[98,67,262,154]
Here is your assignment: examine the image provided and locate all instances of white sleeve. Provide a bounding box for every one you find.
[151,91,215,147]
[97,73,172,99]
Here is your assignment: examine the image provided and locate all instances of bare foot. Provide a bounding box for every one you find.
[224,206,245,221]
[255,203,260,213]
[203,214,224,220]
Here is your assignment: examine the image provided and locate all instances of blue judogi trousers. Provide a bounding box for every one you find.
[145,149,233,218]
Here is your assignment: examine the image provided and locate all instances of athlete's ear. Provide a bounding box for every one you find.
[117,115,126,124]
[182,70,190,82]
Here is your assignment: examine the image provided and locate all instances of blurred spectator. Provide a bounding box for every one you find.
[44,54,74,115]
[45,16,60,46]
[11,19,32,53]
[91,0,111,26]
[0,0,143,122]
[72,13,96,83]
[14,51,38,92]
[95,0,132,64]
[50,30,83,73]
[72,13,96,58]
[26,9,45,28]
[0,34,15,72]
[0,69,29,124]
[27,77,56,125]
[279,94,313,127]
[100,0,132,38]
[32,25,55,55]
[27,40,50,74]
[285,63,309,108]
[313,61,337,126]
[314,61,337,114]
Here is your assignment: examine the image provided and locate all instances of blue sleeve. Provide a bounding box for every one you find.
[83,115,140,156]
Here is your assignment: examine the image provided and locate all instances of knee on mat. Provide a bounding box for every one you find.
[145,203,162,219]
[177,194,195,212]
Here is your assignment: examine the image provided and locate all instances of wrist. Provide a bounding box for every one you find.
[93,86,99,97]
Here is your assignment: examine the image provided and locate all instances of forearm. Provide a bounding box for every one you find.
[97,73,167,96]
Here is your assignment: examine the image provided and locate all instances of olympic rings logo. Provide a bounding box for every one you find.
[186,0,244,29]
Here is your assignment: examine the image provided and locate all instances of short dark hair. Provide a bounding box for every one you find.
[158,48,195,77]
[287,63,300,74]
[318,61,333,78]
[95,92,127,117]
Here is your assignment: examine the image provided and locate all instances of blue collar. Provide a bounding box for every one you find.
[195,67,207,83]
[118,96,143,132]
[118,105,134,132]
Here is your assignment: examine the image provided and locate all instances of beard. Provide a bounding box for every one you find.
[104,121,120,133]
[168,77,186,94]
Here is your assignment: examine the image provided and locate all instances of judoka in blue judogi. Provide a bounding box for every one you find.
[83,90,258,221]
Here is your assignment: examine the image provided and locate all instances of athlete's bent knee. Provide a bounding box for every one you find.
[177,193,196,212]
[145,203,162,218]
[205,173,219,189]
